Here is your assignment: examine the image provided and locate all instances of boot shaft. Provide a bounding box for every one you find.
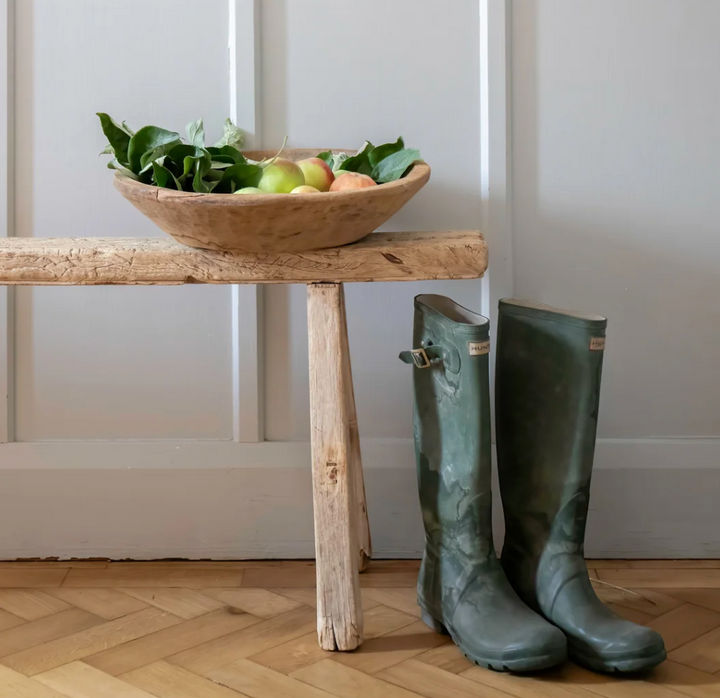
[496,299,607,561]
[404,295,493,558]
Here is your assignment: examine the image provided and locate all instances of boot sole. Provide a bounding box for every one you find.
[420,610,565,673]
[569,645,668,674]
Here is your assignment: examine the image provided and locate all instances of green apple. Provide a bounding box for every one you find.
[297,158,335,192]
[258,158,305,194]
[291,185,321,194]
[234,187,266,195]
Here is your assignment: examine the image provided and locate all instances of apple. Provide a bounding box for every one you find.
[330,172,378,192]
[258,158,305,194]
[297,158,335,192]
[291,185,321,194]
[234,187,266,195]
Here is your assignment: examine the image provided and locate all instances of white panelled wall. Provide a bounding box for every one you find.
[0,0,717,559]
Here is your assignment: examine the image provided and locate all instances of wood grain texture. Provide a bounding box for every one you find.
[339,291,372,573]
[307,284,363,652]
[114,149,430,253]
[0,231,487,285]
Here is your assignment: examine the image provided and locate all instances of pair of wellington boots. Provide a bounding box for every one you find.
[399,295,666,674]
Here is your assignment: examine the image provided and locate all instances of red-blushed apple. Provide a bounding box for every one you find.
[258,158,305,194]
[291,185,321,194]
[297,158,335,192]
[234,187,267,195]
[329,172,378,192]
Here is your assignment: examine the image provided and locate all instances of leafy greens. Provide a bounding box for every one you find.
[99,114,423,193]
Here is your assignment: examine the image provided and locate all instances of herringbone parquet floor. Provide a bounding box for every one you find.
[0,560,718,697]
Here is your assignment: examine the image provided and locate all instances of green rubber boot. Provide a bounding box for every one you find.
[400,295,567,672]
[495,299,667,674]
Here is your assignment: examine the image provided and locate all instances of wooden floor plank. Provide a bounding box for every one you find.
[647,604,720,652]
[210,658,338,698]
[0,608,26,633]
[121,588,224,619]
[85,607,261,676]
[361,588,421,617]
[0,665,70,698]
[647,660,720,698]
[47,588,149,620]
[597,569,720,589]
[0,590,71,621]
[63,568,245,589]
[247,604,417,675]
[415,643,474,675]
[1,607,181,675]
[333,620,449,675]
[379,658,513,698]
[0,609,103,659]
[35,661,158,698]
[0,569,67,588]
[461,664,603,698]
[665,589,720,615]
[292,658,421,698]
[202,588,303,618]
[669,625,720,674]
[168,606,317,675]
[122,661,247,698]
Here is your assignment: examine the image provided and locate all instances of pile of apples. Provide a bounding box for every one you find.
[236,158,376,196]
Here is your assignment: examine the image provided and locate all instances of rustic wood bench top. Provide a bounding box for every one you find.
[0,231,487,285]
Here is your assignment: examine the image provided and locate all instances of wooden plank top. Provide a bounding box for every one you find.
[0,231,486,286]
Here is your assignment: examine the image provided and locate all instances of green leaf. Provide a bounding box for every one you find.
[215,162,263,193]
[107,159,140,180]
[139,138,183,173]
[214,118,245,149]
[368,137,404,169]
[209,160,235,169]
[207,145,246,164]
[121,121,135,136]
[331,153,349,172]
[372,148,422,183]
[152,161,184,190]
[127,125,181,174]
[97,113,132,167]
[99,143,115,156]
[341,142,375,176]
[186,118,206,148]
[316,151,333,167]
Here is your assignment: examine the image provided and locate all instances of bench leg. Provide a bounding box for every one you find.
[307,282,363,651]
[339,290,372,573]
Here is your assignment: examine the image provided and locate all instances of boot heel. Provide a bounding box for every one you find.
[421,611,449,635]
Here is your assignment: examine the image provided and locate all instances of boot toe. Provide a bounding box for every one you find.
[570,624,667,674]
[452,606,567,672]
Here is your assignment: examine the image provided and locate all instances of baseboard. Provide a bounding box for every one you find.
[0,438,717,559]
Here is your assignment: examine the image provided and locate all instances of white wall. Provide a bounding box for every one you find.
[511,1,720,554]
[14,0,235,440]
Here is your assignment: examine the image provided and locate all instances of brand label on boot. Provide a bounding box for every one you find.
[468,340,491,356]
[590,337,606,351]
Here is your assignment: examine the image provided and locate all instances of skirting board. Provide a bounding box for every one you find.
[0,438,717,559]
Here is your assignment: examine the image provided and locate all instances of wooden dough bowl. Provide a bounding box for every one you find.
[114,149,431,253]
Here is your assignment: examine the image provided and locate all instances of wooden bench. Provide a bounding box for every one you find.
[0,230,488,651]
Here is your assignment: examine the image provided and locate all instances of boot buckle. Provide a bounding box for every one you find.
[410,348,432,369]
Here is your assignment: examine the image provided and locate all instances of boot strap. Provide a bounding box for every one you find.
[399,346,445,369]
